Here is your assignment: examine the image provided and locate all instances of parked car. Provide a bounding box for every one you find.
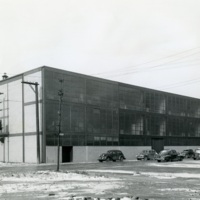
[156,149,184,162]
[193,148,200,160]
[136,149,158,161]
[98,150,126,162]
[180,149,195,158]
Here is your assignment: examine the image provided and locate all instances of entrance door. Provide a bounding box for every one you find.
[62,146,73,163]
[151,138,164,153]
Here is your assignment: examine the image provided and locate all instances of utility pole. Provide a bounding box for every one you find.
[57,79,64,172]
[22,81,40,164]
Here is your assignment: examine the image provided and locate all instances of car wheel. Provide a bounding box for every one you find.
[119,156,124,161]
[144,156,148,161]
[157,160,161,162]
[106,157,111,161]
[99,160,103,162]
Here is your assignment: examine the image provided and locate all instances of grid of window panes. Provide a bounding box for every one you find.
[86,107,118,134]
[46,101,85,134]
[167,96,187,116]
[45,71,64,101]
[45,70,86,103]
[86,107,119,145]
[187,119,200,137]
[44,68,200,146]
[145,92,166,114]
[167,96,200,118]
[119,135,145,146]
[168,117,186,137]
[187,99,200,118]
[45,69,120,146]
[119,85,143,111]
[146,115,166,136]
[86,79,118,108]
[119,110,144,135]
[164,137,200,146]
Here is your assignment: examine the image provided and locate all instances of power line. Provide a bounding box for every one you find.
[101,51,200,78]
[158,77,200,90]
[91,47,200,77]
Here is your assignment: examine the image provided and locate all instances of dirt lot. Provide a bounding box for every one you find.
[0,160,200,200]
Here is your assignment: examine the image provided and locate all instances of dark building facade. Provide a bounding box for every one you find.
[0,66,200,163]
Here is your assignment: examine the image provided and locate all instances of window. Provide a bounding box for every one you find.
[119,111,144,135]
[119,86,143,111]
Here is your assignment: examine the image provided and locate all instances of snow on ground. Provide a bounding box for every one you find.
[1,161,200,199]
[148,160,200,168]
[86,169,200,179]
[158,188,199,192]
[0,162,35,167]
[0,170,117,182]
[0,170,122,197]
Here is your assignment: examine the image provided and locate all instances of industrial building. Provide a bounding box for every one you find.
[0,66,200,163]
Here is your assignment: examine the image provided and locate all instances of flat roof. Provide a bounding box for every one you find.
[0,65,199,101]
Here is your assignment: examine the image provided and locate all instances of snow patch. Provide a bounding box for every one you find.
[158,188,199,193]
[87,169,200,179]
[148,161,200,168]
[0,170,122,196]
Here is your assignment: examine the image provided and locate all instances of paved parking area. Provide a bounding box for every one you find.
[0,159,200,199]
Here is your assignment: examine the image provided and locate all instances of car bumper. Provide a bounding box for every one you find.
[136,157,144,160]
[156,157,165,162]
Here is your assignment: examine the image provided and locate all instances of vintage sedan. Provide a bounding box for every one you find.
[136,149,158,161]
[180,149,195,158]
[156,149,184,162]
[98,150,126,162]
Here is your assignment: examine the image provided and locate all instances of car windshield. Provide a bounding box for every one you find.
[142,150,148,154]
[159,150,169,156]
[107,151,118,154]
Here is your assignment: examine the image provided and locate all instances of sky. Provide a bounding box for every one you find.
[0,0,200,98]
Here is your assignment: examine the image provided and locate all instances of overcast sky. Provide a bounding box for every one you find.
[0,0,200,98]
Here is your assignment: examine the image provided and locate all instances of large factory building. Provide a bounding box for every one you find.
[0,66,200,163]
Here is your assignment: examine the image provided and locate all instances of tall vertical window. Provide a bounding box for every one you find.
[119,111,144,135]
[119,85,143,111]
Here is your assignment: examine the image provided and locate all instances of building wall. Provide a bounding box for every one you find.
[23,70,43,163]
[1,66,200,163]
[46,146,61,163]
[44,67,200,148]
[0,76,23,162]
[9,136,23,162]
[45,145,200,163]
[73,146,148,162]
[0,68,43,163]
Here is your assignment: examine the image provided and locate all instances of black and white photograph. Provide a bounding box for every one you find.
[0,0,200,199]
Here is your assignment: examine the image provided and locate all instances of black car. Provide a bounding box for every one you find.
[98,150,126,162]
[156,149,184,162]
[180,149,195,158]
[136,149,158,161]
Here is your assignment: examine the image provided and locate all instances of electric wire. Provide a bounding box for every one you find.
[100,51,200,78]
[91,47,200,76]
[158,78,200,90]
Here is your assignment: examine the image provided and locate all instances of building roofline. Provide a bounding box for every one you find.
[42,66,200,101]
[0,65,199,100]
[0,66,44,84]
